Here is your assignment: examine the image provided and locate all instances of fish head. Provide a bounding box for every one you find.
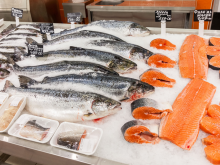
[129,23,151,37]
[130,47,153,61]
[125,81,155,101]
[0,58,13,70]
[108,58,137,73]
[91,97,121,116]
[0,68,10,79]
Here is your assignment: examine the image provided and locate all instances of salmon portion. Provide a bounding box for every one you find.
[140,69,176,88]
[150,39,176,51]
[200,117,220,135]
[159,78,216,150]
[121,120,160,144]
[147,54,176,68]
[204,143,220,164]
[209,56,220,70]
[206,46,220,59]
[207,104,220,118]
[202,135,220,146]
[179,34,208,79]
[209,37,220,47]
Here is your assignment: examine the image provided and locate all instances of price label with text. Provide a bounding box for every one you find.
[155,10,172,22]
[194,10,212,21]
[67,13,82,23]
[28,44,43,57]
[40,23,54,34]
[11,8,23,18]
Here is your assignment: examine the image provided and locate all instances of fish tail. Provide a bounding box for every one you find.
[3,80,14,92]
[26,37,39,46]
[19,75,37,88]
[7,57,15,65]
[14,47,28,60]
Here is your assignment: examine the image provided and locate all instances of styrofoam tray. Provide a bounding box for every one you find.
[0,92,9,109]
[0,95,26,133]
[8,114,59,143]
[50,122,103,155]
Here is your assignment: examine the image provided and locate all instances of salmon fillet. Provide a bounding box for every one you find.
[179,34,208,79]
[200,117,220,135]
[159,78,216,150]
[202,135,220,146]
[207,104,220,118]
[204,143,220,164]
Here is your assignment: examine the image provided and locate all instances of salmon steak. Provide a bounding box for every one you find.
[209,56,220,70]
[147,54,176,68]
[204,143,220,164]
[121,120,160,144]
[207,104,220,118]
[159,78,216,150]
[202,135,220,146]
[179,34,208,79]
[200,117,220,135]
[206,46,220,59]
[140,69,176,88]
[209,37,220,47]
[131,98,172,120]
[150,39,176,51]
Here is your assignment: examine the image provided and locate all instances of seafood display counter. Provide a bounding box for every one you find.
[0,20,220,165]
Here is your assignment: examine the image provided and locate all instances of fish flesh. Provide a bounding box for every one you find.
[4,80,121,122]
[206,46,220,59]
[209,55,220,70]
[0,47,26,62]
[204,143,220,164]
[147,54,176,68]
[11,61,119,77]
[150,39,176,51]
[179,34,208,79]
[209,37,220,46]
[57,130,87,150]
[18,73,155,102]
[159,78,216,150]
[19,120,50,141]
[202,135,220,146]
[121,120,160,144]
[200,117,220,135]
[36,47,137,74]
[88,40,154,61]
[140,69,176,88]
[131,98,172,120]
[51,20,150,39]
[207,104,220,118]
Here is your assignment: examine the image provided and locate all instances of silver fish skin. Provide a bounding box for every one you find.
[13,28,41,34]
[7,33,38,37]
[89,40,154,62]
[17,24,40,29]
[0,38,25,44]
[19,73,155,102]
[12,61,119,77]
[51,20,150,39]
[4,80,121,122]
[36,48,137,74]
[0,47,27,62]
[0,46,26,51]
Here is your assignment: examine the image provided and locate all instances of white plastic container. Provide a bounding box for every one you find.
[0,95,26,133]
[50,122,103,155]
[0,92,9,108]
[8,114,59,143]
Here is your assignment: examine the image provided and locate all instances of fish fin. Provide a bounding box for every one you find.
[70,46,85,51]
[42,76,49,83]
[3,80,14,92]
[26,38,39,46]
[6,57,15,65]
[12,62,20,69]
[18,75,37,88]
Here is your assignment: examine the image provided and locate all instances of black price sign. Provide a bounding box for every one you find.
[40,23,54,34]
[11,7,23,18]
[194,10,212,21]
[155,10,172,22]
[28,44,43,56]
[67,13,82,23]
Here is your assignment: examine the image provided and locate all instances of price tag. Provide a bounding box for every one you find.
[10,97,23,107]
[67,13,82,23]
[79,138,95,153]
[28,44,43,56]
[11,7,23,18]
[40,23,54,34]
[155,10,172,22]
[194,9,212,21]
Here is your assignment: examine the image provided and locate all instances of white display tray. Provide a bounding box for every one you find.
[0,92,9,109]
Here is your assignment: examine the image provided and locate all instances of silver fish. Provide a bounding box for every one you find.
[0,47,26,62]
[4,80,121,122]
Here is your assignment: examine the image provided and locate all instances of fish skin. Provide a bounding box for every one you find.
[18,73,155,102]
[0,47,27,62]
[19,120,50,141]
[89,40,154,61]
[35,48,137,74]
[4,80,121,122]
[7,33,38,37]
[0,46,26,50]
[12,61,119,77]
[17,24,40,29]
[51,20,150,39]
[13,28,41,34]
[0,24,16,39]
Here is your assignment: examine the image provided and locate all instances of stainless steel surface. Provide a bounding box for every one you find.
[0,0,32,22]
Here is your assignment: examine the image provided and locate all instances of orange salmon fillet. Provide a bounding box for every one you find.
[205,143,220,164]
[159,78,216,150]
[207,104,220,118]
[179,34,208,79]
[200,117,220,135]
[202,135,220,146]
